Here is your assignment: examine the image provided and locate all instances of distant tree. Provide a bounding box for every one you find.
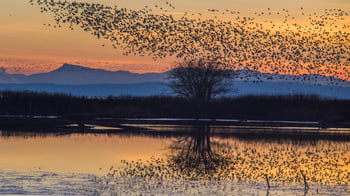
[168,58,235,102]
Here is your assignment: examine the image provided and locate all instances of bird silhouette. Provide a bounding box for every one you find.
[28,0,350,82]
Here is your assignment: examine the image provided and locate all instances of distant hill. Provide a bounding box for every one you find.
[0,82,170,97]
[0,81,348,99]
[0,63,349,99]
[1,63,349,86]
[0,64,167,84]
[234,69,349,87]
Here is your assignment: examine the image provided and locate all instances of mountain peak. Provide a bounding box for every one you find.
[54,63,93,72]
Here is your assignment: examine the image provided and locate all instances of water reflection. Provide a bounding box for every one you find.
[0,130,68,138]
[0,124,349,194]
[168,126,232,180]
[112,125,350,187]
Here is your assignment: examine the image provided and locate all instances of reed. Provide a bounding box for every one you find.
[264,174,270,189]
[300,170,309,190]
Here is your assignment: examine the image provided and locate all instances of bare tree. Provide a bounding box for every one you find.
[168,58,235,102]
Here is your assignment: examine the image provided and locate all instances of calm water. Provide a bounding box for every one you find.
[0,124,349,195]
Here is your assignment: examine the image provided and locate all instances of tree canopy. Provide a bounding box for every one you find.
[168,58,234,101]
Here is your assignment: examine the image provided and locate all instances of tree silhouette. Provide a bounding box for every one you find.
[168,58,235,102]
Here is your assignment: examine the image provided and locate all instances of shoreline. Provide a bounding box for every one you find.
[0,115,350,128]
[0,117,350,140]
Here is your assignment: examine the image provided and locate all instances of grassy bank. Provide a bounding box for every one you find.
[0,91,349,126]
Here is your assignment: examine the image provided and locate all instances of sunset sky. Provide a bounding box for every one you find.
[0,0,349,76]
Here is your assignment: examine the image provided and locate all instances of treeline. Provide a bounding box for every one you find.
[0,91,349,123]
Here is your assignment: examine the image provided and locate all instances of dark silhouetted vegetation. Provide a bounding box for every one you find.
[168,58,234,102]
[0,91,349,126]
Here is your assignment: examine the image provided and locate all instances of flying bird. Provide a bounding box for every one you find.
[28,0,350,82]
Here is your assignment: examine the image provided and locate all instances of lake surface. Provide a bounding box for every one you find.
[0,124,349,195]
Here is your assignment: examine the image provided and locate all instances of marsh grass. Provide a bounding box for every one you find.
[0,91,349,124]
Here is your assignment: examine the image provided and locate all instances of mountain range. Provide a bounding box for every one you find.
[0,63,349,99]
[0,64,167,84]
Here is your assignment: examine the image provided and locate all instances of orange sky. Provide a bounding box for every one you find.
[0,0,349,77]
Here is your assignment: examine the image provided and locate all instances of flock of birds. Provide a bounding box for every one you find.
[28,0,350,81]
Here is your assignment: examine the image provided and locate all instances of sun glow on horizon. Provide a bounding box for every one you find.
[0,0,349,80]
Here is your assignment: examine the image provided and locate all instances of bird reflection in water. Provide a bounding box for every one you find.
[108,128,350,186]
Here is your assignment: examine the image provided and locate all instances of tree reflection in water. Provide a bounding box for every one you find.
[107,126,350,187]
[113,125,235,181]
[168,126,233,180]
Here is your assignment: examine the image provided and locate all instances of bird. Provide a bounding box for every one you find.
[28,0,350,82]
